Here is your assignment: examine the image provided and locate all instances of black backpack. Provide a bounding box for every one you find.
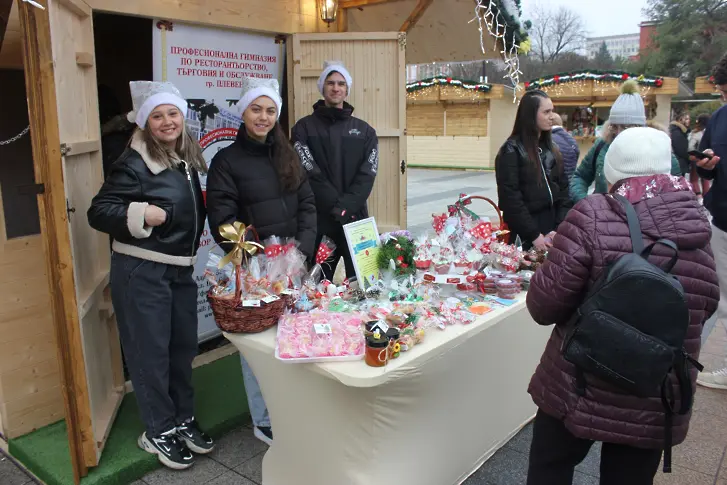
[562,194,703,473]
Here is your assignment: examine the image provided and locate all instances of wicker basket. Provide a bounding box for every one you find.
[458,195,510,244]
[207,225,286,334]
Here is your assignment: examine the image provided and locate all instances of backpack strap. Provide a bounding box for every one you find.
[613,194,645,254]
[592,140,606,166]
[642,239,679,273]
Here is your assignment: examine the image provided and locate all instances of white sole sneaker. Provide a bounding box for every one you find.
[696,379,727,390]
[138,433,194,470]
[253,427,273,446]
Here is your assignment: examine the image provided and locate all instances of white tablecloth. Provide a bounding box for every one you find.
[225,295,552,485]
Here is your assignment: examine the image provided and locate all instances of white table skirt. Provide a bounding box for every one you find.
[225,295,552,485]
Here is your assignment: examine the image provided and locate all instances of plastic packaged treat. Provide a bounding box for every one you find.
[276,310,365,362]
[414,232,432,270]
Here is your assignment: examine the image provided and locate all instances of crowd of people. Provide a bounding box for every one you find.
[88,61,378,469]
[495,52,727,484]
[85,43,727,484]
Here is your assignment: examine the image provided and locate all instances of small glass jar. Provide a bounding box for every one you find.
[365,335,389,367]
[386,328,401,359]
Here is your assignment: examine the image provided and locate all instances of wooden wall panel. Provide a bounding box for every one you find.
[0,3,22,69]
[407,136,492,169]
[445,103,488,137]
[407,104,444,136]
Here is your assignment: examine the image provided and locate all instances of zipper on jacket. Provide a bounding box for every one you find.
[181,160,198,257]
[538,147,554,207]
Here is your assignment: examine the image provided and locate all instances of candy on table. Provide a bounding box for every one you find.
[276,311,366,360]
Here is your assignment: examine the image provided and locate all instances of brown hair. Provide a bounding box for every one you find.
[270,123,304,192]
[140,120,207,174]
[713,52,727,85]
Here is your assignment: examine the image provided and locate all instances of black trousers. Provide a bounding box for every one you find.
[527,409,663,485]
[111,252,199,437]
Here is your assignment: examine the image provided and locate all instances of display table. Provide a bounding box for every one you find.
[225,295,552,485]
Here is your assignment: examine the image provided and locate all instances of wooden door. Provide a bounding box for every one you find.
[288,32,407,233]
[17,0,124,481]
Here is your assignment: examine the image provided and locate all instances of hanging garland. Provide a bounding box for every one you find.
[473,0,531,96]
[525,71,664,90]
[406,77,492,93]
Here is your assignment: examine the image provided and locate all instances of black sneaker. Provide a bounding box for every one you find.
[138,429,194,470]
[176,418,215,454]
[254,426,273,446]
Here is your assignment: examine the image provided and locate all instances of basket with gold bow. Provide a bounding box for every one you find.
[207,222,288,334]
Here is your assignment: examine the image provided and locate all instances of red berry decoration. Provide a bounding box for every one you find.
[554,75,560,83]
[446,77,452,83]
[655,78,663,87]
[622,73,629,80]
[525,82,530,88]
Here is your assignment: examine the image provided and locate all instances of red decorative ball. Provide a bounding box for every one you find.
[655,78,663,87]
[525,82,530,88]
[554,75,560,83]
[446,77,453,83]
[622,73,629,80]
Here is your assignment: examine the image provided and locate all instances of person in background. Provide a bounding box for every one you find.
[551,113,580,184]
[694,51,727,390]
[88,81,213,470]
[291,61,378,280]
[206,77,317,445]
[526,127,719,485]
[98,84,135,179]
[570,81,682,202]
[495,90,572,251]
[688,114,711,199]
[669,111,691,176]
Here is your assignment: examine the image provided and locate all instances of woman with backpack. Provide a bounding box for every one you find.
[525,127,719,485]
[495,90,572,251]
[570,81,682,202]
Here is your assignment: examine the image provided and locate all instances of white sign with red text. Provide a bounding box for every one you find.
[153,20,283,342]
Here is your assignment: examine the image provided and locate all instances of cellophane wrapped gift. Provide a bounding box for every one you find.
[205,246,236,298]
[304,236,337,288]
[414,232,432,270]
[275,310,366,363]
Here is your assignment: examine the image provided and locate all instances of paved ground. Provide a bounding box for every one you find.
[2,169,727,485]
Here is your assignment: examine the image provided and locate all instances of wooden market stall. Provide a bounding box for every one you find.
[518,71,680,158]
[406,77,517,170]
[0,0,512,482]
[695,75,722,97]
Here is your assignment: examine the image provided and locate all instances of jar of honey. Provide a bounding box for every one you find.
[365,335,389,367]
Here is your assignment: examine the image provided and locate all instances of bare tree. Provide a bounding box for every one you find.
[530,3,587,64]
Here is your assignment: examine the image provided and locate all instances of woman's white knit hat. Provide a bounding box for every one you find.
[235,77,282,119]
[608,80,646,126]
[604,127,673,184]
[127,81,188,129]
[317,60,352,95]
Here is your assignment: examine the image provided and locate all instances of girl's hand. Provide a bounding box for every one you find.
[533,234,548,252]
[144,205,167,227]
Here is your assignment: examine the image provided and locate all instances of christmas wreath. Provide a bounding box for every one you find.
[377,236,416,277]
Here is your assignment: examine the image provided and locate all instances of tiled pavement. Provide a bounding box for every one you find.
[3,169,727,485]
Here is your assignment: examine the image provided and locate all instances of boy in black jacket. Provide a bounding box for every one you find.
[291,60,379,279]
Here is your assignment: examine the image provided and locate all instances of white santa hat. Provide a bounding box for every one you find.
[317,60,352,95]
[235,77,283,119]
[127,81,188,129]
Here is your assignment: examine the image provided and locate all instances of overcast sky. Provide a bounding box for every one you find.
[520,0,650,38]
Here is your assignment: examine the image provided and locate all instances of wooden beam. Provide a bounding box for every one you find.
[336,6,348,32]
[75,51,94,67]
[58,0,91,18]
[16,0,87,483]
[0,0,12,52]
[340,0,405,8]
[399,0,434,32]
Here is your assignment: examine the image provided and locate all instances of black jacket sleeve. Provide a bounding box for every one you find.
[697,118,717,180]
[205,153,240,251]
[87,159,150,241]
[495,146,540,242]
[335,127,378,218]
[291,121,341,212]
[296,177,318,258]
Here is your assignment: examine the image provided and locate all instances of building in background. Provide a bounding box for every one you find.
[637,21,660,59]
[586,33,640,60]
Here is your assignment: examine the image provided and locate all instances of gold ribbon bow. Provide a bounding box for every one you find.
[218,222,264,268]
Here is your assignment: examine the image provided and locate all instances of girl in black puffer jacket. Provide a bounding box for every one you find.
[495,90,572,251]
[88,81,214,470]
[206,77,316,448]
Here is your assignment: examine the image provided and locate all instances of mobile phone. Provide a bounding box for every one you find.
[689,150,710,160]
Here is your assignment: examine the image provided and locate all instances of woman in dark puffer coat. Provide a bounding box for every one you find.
[525,127,719,485]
